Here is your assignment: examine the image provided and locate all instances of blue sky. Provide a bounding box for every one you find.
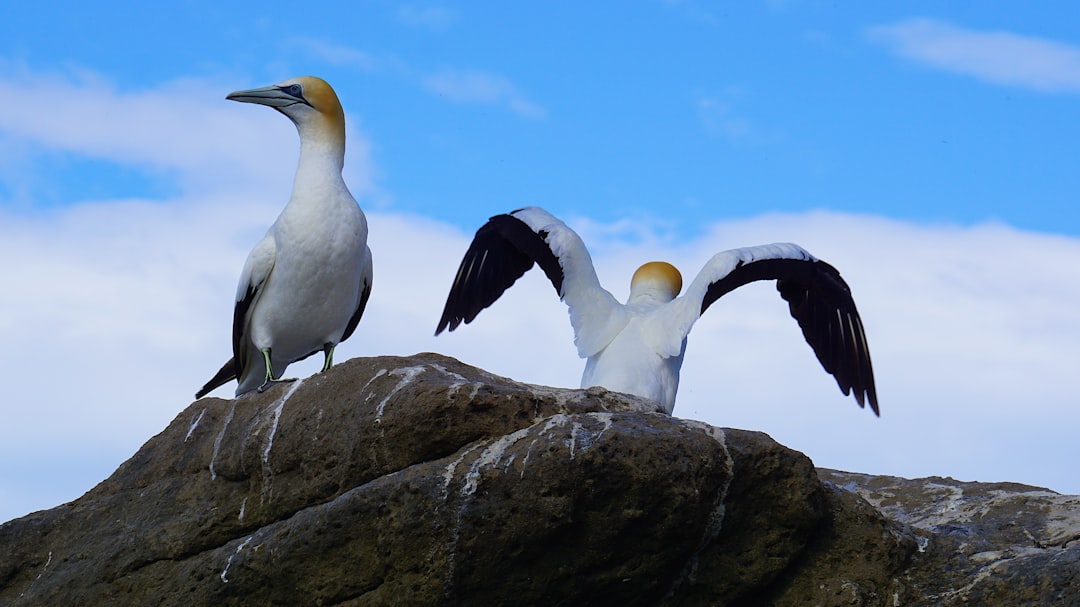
[7,2,1080,234]
[2,2,1080,523]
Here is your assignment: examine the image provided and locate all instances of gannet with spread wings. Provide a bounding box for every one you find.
[436,207,876,415]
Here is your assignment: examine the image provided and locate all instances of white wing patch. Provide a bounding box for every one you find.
[235,232,277,303]
[512,207,629,358]
[645,243,815,358]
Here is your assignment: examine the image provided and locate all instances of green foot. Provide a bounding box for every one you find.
[320,343,336,373]
[255,347,296,392]
[257,376,298,393]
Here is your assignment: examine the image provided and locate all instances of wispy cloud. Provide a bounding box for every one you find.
[698,97,754,139]
[287,40,545,119]
[291,37,381,70]
[868,18,1080,93]
[396,5,456,31]
[0,65,379,200]
[423,68,546,118]
[696,87,778,143]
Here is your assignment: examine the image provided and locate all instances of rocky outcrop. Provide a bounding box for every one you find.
[0,353,1076,605]
[815,470,1080,605]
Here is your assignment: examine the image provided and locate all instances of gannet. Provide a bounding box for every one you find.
[435,207,877,415]
[196,76,373,398]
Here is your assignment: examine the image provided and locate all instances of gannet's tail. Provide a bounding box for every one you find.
[196,358,237,399]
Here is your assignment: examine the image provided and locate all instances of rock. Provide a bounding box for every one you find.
[819,470,1080,605]
[760,477,920,606]
[660,427,832,606]
[0,353,1076,606]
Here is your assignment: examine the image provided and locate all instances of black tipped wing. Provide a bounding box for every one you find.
[195,357,237,399]
[694,245,878,415]
[436,211,564,335]
[193,283,252,399]
[192,282,255,399]
[775,260,878,414]
[341,246,374,344]
[195,234,276,399]
[231,282,258,377]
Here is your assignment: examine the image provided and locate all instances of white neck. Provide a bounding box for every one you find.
[627,284,675,307]
[296,116,345,172]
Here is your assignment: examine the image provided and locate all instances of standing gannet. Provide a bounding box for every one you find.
[435,207,877,415]
[195,76,373,398]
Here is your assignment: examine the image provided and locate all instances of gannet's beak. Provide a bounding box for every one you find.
[226,83,311,109]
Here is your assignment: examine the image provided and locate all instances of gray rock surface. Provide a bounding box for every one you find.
[0,353,1076,605]
[818,470,1080,605]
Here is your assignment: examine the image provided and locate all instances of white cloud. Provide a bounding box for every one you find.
[290,37,381,70]
[0,67,275,191]
[422,68,546,118]
[868,18,1080,93]
[695,86,780,143]
[261,39,543,119]
[2,68,1078,525]
[3,197,1079,523]
[698,97,754,140]
[0,63,381,203]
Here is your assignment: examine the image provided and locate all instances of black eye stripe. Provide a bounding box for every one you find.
[278,83,305,99]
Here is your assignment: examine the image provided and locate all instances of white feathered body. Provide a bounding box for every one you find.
[237,185,368,393]
[512,207,697,414]
[195,76,374,399]
[581,311,687,412]
[232,87,370,395]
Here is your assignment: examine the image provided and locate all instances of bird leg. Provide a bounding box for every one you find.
[256,347,297,392]
[321,342,335,372]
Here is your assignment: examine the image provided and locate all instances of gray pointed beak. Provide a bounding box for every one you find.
[226,84,308,108]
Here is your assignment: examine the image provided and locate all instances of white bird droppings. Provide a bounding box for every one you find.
[662,420,735,597]
[429,363,468,384]
[429,363,485,400]
[34,551,52,581]
[374,366,428,423]
[209,401,237,481]
[360,369,388,402]
[458,413,618,495]
[185,409,206,442]
[17,550,53,599]
[442,443,483,496]
[220,536,253,583]
[460,426,535,497]
[262,378,303,466]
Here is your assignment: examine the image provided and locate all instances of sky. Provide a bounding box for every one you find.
[1,1,1079,524]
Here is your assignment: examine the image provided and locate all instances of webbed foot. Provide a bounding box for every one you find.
[257,376,298,393]
[256,347,296,392]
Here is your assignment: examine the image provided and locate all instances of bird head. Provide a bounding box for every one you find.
[629,261,683,303]
[227,76,345,144]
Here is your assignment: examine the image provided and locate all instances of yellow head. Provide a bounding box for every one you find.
[630,261,683,302]
[277,76,344,127]
[227,75,346,146]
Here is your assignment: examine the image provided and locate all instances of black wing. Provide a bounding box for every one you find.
[341,246,374,344]
[435,210,564,335]
[695,245,879,415]
[193,284,255,399]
